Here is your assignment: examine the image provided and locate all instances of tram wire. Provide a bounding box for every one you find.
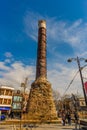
[62,66,87,97]
[62,70,79,97]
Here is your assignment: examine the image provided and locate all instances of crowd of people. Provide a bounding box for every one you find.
[61,109,79,126]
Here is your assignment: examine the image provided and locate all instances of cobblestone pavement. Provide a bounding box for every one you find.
[0,123,80,130]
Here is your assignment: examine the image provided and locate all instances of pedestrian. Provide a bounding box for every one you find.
[61,111,66,126]
[74,111,79,129]
[74,111,79,123]
[10,111,14,119]
[66,109,71,125]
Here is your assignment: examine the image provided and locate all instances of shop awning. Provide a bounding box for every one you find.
[0,107,10,110]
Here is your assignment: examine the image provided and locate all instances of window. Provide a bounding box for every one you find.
[5,90,9,95]
[8,99,11,104]
[0,90,4,95]
[3,99,7,104]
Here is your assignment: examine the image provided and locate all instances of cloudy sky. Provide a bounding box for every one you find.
[0,0,87,96]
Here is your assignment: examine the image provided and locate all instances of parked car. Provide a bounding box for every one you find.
[0,114,6,120]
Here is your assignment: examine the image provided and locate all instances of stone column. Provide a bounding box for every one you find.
[25,20,58,123]
[36,20,47,79]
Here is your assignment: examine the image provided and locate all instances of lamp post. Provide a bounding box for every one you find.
[67,56,87,106]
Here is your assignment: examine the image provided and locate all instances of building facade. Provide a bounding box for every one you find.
[0,86,14,115]
[11,90,23,118]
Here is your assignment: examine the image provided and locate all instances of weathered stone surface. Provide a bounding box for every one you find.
[36,20,47,79]
[26,77,58,122]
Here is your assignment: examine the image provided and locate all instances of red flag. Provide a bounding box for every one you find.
[84,82,87,95]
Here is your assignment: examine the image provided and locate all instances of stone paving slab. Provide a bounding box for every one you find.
[0,123,79,130]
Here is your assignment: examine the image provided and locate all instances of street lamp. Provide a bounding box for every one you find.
[67,56,87,106]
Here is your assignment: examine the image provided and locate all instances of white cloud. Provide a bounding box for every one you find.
[24,12,87,57]
[47,63,85,97]
[4,52,13,58]
[0,57,86,97]
[0,62,10,71]
[22,11,87,97]
[5,59,11,64]
[0,11,84,96]
[0,60,35,91]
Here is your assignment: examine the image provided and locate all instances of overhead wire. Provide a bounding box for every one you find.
[62,65,87,97]
[62,70,79,96]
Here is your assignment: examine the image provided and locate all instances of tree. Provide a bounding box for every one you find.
[52,89,61,111]
[52,89,61,101]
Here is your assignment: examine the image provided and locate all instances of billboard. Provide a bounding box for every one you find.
[84,82,87,95]
[13,96,22,102]
[12,102,22,110]
[12,95,23,110]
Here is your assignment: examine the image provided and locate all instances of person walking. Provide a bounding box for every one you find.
[74,111,79,129]
[66,109,71,125]
[61,111,66,126]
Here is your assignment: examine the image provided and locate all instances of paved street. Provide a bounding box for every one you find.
[0,123,80,130]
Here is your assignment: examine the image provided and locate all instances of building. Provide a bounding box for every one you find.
[0,85,14,115]
[11,90,23,118]
[78,97,87,119]
[79,97,86,107]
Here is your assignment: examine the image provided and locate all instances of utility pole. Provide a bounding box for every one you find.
[67,56,87,106]
[76,57,87,106]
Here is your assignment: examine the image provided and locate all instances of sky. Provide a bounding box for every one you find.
[0,0,87,97]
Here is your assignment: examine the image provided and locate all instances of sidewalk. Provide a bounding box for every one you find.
[0,123,79,130]
[0,118,80,130]
[33,123,76,130]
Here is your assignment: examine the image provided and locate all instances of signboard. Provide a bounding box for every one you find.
[13,96,22,102]
[0,107,10,110]
[12,102,22,110]
[84,82,87,95]
[12,95,23,110]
